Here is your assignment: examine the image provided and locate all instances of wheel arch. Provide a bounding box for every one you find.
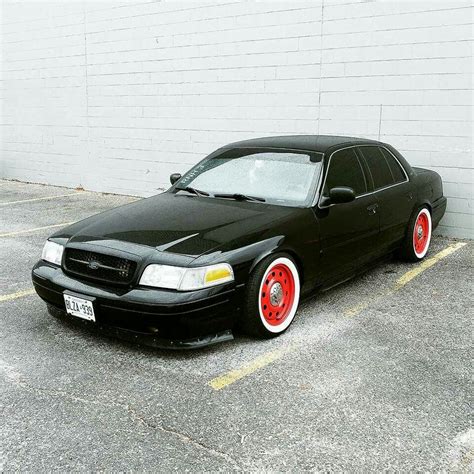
[248,247,305,286]
[418,199,432,215]
[402,201,432,242]
[280,249,305,286]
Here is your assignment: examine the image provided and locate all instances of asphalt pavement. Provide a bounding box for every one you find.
[0,179,472,472]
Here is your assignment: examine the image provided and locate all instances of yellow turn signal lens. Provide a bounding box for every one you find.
[205,266,232,283]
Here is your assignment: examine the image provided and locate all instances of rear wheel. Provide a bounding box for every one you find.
[399,206,432,261]
[240,255,301,338]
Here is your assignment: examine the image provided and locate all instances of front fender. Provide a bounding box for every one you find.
[194,208,320,292]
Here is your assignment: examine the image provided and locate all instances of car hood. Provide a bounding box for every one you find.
[60,192,296,258]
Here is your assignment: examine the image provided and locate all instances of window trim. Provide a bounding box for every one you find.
[321,146,368,200]
[357,145,409,192]
[379,146,407,185]
[317,144,409,209]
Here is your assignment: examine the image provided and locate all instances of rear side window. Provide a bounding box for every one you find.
[380,147,406,183]
[359,146,394,190]
[324,148,367,196]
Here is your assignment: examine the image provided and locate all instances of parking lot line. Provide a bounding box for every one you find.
[0,289,36,302]
[209,241,468,391]
[345,241,467,317]
[0,222,74,238]
[395,241,467,288]
[209,345,294,391]
[0,192,90,206]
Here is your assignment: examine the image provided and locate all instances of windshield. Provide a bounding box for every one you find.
[175,148,322,207]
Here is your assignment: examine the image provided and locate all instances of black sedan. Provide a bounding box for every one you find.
[32,135,447,348]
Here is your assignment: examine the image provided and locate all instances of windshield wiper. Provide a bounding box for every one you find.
[176,186,210,197]
[213,193,266,202]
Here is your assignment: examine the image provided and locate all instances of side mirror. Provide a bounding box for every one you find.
[328,186,356,204]
[170,173,182,185]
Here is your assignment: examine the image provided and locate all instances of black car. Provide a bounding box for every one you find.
[32,135,447,348]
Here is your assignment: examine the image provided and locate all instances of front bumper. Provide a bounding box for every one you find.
[32,261,243,349]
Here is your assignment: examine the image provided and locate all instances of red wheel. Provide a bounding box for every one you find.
[259,263,295,326]
[240,254,301,338]
[412,208,432,259]
[257,257,300,334]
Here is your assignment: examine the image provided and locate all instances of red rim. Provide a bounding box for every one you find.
[413,211,430,255]
[259,263,295,326]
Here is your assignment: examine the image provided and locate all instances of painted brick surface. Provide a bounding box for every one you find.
[1,0,472,237]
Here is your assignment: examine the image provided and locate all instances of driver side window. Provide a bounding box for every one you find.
[324,148,367,197]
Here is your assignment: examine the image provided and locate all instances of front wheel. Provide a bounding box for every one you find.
[240,254,301,338]
[399,206,432,261]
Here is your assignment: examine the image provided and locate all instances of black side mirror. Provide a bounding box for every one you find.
[328,186,356,204]
[170,173,182,185]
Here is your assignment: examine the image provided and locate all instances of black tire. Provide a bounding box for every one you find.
[399,206,432,262]
[239,253,301,338]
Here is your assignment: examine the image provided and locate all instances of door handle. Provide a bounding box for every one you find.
[367,203,378,214]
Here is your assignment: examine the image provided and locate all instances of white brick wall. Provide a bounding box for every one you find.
[1,0,472,238]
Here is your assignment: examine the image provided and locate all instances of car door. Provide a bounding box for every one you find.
[315,147,380,283]
[357,145,414,252]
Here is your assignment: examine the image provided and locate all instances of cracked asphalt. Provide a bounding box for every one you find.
[0,179,472,471]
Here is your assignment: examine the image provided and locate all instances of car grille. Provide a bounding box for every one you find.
[63,248,137,285]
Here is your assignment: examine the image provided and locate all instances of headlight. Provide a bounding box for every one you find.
[41,241,64,266]
[139,263,234,291]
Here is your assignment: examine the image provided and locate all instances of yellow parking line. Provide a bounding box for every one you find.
[0,222,74,237]
[344,300,372,318]
[0,289,36,302]
[0,192,89,206]
[345,241,467,317]
[209,345,294,391]
[395,241,467,288]
[210,241,467,390]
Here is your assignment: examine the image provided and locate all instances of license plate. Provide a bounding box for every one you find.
[64,294,95,322]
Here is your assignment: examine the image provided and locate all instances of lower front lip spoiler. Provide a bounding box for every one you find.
[47,304,234,350]
[105,326,234,350]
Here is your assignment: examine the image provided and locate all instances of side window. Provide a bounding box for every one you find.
[359,146,394,190]
[380,147,406,183]
[324,148,367,197]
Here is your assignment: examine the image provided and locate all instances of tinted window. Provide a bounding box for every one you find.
[359,146,394,190]
[380,147,406,183]
[324,148,367,196]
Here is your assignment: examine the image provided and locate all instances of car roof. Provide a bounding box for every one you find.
[222,135,383,154]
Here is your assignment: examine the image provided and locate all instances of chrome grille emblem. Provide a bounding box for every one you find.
[87,260,100,270]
